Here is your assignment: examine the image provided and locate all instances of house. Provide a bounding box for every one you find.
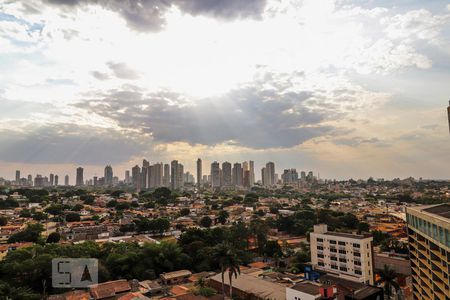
[160,270,192,285]
[209,271,286,300]
[88,279,131,299]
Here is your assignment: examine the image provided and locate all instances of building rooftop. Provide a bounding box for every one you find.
[323,232,369,240]
[423,204,450,220]
[210,271,286,300]
[290,282,321,295]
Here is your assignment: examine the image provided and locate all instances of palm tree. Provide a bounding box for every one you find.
[378,265,400,299]
[213,243,241,300]
[213,243,230,299]
[225,253,241,299]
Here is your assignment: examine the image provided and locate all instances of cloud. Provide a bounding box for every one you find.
[332,137,389,147]
[72,71,386,149]
[106,61,139,79]
[0,124,148,165]
[91,71,110,81]
[382,9,450,42]
[41,0,268,32]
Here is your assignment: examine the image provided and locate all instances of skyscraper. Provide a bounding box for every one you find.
[54,175,59,186]
[211,161,221,188]
[49,173,54,186]
[132,165,141,190]
[125,170,130,184]
[406,204,450,299]
[104,165,113,186]
[249,160,255,186]
[171,160,184,189]
[15,170,20,184]
[197,158,202,188]
[65,175,69,186]
[76,167,84,186]
[232,162,243,187]
[163,164,170,187]
[265,162,275,186]
[447,100,450,134]
[222,162,232,187]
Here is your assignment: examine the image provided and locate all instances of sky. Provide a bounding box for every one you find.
[0,0,450,182]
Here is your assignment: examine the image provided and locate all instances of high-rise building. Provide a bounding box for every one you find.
[163,164,170,187]
[49,173,54,186]
[54,175,58,186]
[76,167,84,186]
[301,171,306,181]
[406,204,450,299]
[261,167,266,186]
[265,162,275,186]
[282,169,298,184]
[171,160,184,189]
[143,159,150,168]
[310,224,374,285]
[149,163,163,188]
[141,166,148,189]
[243,170,251,188]
[104,165,113,186]
[447,100,450,134]
[15,170,20,184]
[222,162,232,187]
[34,175,44,187]
[211,161,221,189]
[197,158,202,188]
[132,165,141,190]
[64,175,69,186]
[249,160,255,187]
[93,176,98,186]
[232,163,243,187]
[125,170,130,184]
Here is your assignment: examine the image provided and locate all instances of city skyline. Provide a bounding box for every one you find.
[1,1,450,180]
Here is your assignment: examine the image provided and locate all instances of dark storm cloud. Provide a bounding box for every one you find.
[42,0,268,31]
[0,124,148,165]
[106,62,140,80]
[76,83,337,149]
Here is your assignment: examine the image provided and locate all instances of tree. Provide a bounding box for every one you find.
[8,223,44,243]
[44,204,63,216]
[0,216,7,226]
[32,212,48,221]
[264,240,282,258]
[0,281,40,300]
[180,208,190,216]
[200,216,212,228]
[65,212,81,222]
[218,210,229,225]
[46,232,60,243]
[357,222,370,233]
[213,243,241,299]
[378,265,400,299]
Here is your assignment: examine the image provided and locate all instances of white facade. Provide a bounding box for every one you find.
[310,224,374,285]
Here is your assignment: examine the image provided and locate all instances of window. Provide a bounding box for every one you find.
[339,267,347,272]
[339,250,346,254]
[339,258,346,262]
[338,241,346,246]
[354,252,361,257]
[318,262,325,267]
[329,240,336,244]
[353,243,360,248]
[355,270,362,275]
[355,261,361,266]
[331,256,337,261]
[317,238,324,242]
[331,265,338,269]
[318,254,324,258]
[317,246,324,250]
[330,248,337,253]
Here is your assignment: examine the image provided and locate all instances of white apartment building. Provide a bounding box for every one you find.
[310,224,374,285]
